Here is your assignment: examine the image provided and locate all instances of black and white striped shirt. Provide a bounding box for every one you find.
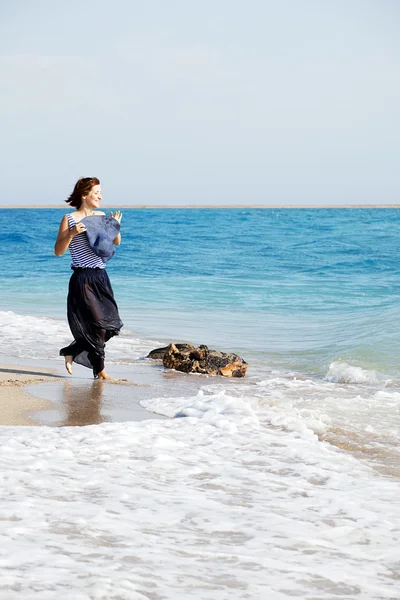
[67,214,105,269]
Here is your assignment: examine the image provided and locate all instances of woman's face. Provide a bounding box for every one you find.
[82,184,102,209]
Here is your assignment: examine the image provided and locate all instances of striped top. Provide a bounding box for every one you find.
[67,214,105,269]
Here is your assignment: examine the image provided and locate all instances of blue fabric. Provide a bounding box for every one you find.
[80,215,120,263]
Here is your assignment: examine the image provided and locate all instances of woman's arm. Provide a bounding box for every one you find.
[54,215,84,256]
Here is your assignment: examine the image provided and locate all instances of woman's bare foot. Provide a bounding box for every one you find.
[65,356,73,375]
[97,369,114,380]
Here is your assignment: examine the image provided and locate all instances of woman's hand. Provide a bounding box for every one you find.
[110,212,122,245]
[72,222,87,236]
[110,211,122,224]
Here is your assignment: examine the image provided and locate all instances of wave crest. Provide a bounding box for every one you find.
[325,361,378,384]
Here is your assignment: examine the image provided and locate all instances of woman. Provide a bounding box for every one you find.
[55,177,123,380]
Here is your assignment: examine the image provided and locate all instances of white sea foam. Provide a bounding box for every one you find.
[206,373,400,471]
[0,401,399,599]
[325,361,379,384]
[0,310,159,362]
[141,389,260,433]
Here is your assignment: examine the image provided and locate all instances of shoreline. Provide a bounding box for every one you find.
[0,357,171,427]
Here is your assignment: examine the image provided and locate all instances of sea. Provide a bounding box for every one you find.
[0,207,399,599]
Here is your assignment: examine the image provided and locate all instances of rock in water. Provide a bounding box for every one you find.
[155,343,247,377]
[147,343,196,360]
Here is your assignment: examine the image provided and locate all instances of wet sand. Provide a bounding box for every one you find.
[0,355,215,427]
[26,378,167,426]
[0,363,61,425]
[0,357,170,427]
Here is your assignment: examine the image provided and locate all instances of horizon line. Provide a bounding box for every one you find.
[0,203,399,209]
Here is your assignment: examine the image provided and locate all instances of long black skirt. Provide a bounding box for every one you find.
[60,267,123,377]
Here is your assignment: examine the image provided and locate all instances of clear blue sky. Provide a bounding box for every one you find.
[1,0,399,206]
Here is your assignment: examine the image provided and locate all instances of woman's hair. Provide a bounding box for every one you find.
[65,177,100,209]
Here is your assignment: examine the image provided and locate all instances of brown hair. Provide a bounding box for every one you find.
[65,177,100,209]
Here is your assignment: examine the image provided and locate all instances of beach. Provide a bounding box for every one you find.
[0,356,173,427]
[2,0,399,593]
[1,354,399,599]
[0,362,58,426]
[1,207,400,598]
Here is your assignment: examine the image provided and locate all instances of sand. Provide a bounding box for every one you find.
[0,363,61,426]
[0,359,162,427]
[0,356,193,427]
[0,352,247,427]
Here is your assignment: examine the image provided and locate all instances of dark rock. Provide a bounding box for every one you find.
[159,343,247,377]
[147,343,196,360]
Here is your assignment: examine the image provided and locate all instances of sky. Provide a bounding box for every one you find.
[0,0,399,206]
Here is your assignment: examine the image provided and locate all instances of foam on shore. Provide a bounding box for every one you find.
[0,378,399,599]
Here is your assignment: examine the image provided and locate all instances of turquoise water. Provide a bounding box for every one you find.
[1,208,400,377]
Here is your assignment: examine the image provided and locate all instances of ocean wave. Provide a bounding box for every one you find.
[0,310,159,362]
[325,361,379,384]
